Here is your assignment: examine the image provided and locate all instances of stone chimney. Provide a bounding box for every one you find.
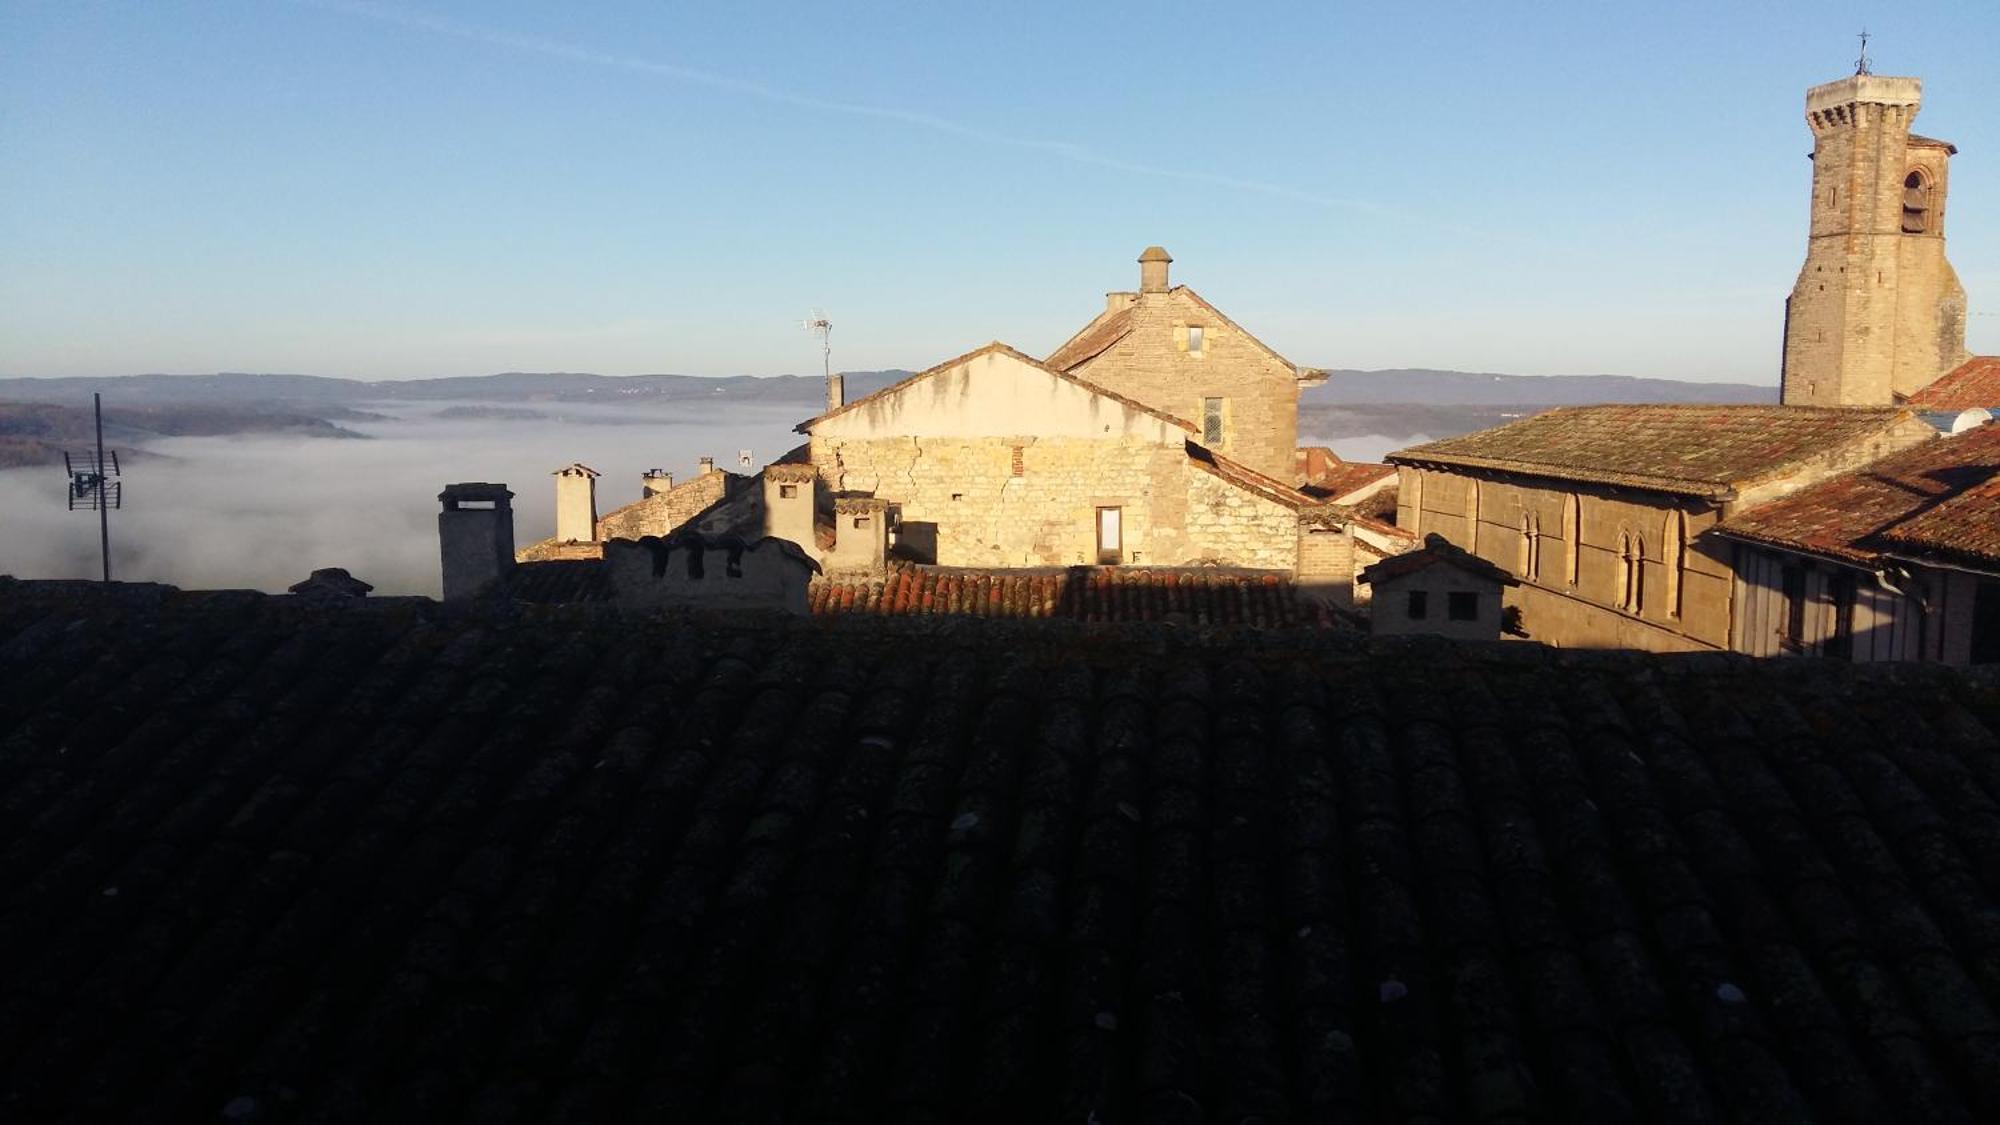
[1105,291,1137,315]
[1139,245,1172,293]
[826,496,890,576]
[762,463,820,558]
[438,483,515,601]
[642,469,674,498]
[552,462,600,543]
[827,372,845,413]
[698,455,715,476]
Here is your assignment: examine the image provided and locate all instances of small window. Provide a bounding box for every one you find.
[1406,590,1429,620]
[1186,325,1205,355]
[778,484,797,499]
[951,493,964,501]
[852,516,871,530]
[1202,397,1224,445]
[1011,445,1024,477]
[1448,591,1478,621]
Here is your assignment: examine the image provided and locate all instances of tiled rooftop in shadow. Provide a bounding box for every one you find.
[0,580,1998,1122]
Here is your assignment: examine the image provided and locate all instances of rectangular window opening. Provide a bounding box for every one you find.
[852,516,871,530]
[1186,325,1205,355]
[1202,397,1224,445]
[1406,590,1428,620]
[778,484,797,499]
[1447,591,1478,621]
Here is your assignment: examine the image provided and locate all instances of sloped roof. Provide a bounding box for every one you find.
[1715,423,2000,569]
[810,561,1331,625]
[1391,405,1919,496]
[1046,287,1321,384]
[1909,356,2000,410]
[1185,441,1323,510]
[1356,531,1519,587]
[1,583,1999,1120]
[1044,306,1135,372]
[1909,132,1960,153]
[798,341,1194,435]
[1308,460,1398,501]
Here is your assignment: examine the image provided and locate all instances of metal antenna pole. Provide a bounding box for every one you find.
[95,392,111,582]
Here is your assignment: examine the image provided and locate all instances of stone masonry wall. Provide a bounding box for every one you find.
[1782,79,1967,406]
[1066,289,1300,482]
[1400,466,1734,651]
[596,470,736,541]
[812,434,1298,570]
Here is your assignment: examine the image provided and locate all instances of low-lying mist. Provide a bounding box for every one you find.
[0,401,813,597]
[0,399,1406,597]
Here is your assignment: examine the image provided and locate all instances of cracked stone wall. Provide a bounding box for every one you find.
[810,433,1298,570]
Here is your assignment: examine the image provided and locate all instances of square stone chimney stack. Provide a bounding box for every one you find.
[762,463,821,559]
[552,462,600,543]
[698,455,715,475]
[1139,245,1172,293]
[438,483,515,601]
[642,469,674,498]
[827,372,845,413]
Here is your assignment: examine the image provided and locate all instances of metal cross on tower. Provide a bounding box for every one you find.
[1855,29,1872,76]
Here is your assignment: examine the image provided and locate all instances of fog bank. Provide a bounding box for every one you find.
[0,401,1401,596]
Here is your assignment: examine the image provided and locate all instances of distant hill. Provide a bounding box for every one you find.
[0,402,364,469]
[1306,369,1775,406]
[0,370,914,408]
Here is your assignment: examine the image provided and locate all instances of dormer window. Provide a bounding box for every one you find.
[1902,170,1931,234]
[1185,325,1205,356]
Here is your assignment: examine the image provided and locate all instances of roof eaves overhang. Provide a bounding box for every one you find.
[1384,453,1738,502]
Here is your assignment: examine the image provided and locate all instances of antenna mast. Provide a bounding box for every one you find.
[62,392,123,582]
[803,309,839,411]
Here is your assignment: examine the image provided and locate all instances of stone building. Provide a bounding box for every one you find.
[1043,247,1323,481]
[800,342,1326,571]
[1357,533,1517,640]
[1713,421,2000,664]
[507,247,1403,613]
[1389,406,1938,651]
[1781,72,1970,406]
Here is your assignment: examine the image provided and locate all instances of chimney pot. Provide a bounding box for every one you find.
[1138,245,1172,293]
[698,456,715,475]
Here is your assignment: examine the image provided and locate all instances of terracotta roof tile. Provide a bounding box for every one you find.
[1716,423,2000,568]
[810,562,1336,626]
[1045,308,1134,372]
[1909,356,2000,410]
[1356,532,1519,587]
[1391,405,1917,496]
[1,583,1998,1120]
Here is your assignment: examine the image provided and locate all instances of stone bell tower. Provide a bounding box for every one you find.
[1781,71,1969,406]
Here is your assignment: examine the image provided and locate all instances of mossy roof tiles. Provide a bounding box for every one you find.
[1716,423,2000,569]
[1,582,1998,1121]
[1909,356,2000,410]
[1391,405,1917,497]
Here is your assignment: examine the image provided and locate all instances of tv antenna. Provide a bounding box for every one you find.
[802,309,833,382]
[1855,29,1872,75]
[62,392,122,582]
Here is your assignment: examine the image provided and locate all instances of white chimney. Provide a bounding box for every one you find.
[552,463,600,543]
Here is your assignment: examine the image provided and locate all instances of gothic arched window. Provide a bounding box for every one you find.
[1563,494,1581,586]
[1618,529,1645,614]
[1902,170,1931,234]
[1662,511,1686,619]
[1519,511,1541,581]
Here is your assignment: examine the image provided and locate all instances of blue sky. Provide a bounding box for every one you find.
[4,1,1997,384]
